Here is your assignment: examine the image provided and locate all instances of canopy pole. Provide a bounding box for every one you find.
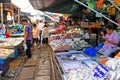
[44,12,59,22]
[74,0,120,27]
[18,8,20,24]
[0,3,3,26]
[108,0,120,11]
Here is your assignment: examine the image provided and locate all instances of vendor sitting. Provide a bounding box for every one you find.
[98,25,120,57]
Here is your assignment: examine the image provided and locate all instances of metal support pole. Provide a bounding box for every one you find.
[18,8,20,24]
[74,0,120,27]
[0,3,3,26]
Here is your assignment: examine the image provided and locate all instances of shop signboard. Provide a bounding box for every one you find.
[93,64,109,78]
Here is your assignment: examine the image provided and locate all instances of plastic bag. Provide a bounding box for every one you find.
[23,43,27,51]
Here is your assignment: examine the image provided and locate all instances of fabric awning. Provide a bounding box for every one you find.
[39,0,84,14]
[29,0,55,10]
[29,0,85,14]
[0,0,11,3]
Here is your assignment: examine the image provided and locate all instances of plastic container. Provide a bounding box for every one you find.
[98,43,103,49]
[5,33,10,38]
[15,31,22,34]
[85,47,97,56]
[10,49,18,58]
[0,58,9,64]
[0,35,4,39]
[0,59,7,64]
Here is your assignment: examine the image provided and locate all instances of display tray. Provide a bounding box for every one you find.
[10,33,24,37]
[56,51,87,74]
[0,38,24,49]
[53,44,91,52]
[0,43,21,49]
[0,40,6,43]
[0,49,14,59]
[0,46,15,49]
[55,51,104,80]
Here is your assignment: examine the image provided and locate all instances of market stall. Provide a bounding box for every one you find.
[49,22,99,79]
[51,44,120,80]
[48,16,120,80]
[0,37,24,76]
[0,48,14,76]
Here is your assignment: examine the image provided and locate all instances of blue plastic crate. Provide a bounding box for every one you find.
[15,31,22,34]
[0,58,9,64]
[0,59,6,64]
[10,49,18,58]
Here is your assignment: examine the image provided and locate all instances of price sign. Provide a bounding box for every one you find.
[93,64,109,78]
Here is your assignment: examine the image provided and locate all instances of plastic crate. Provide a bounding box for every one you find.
[0,65,9,76]
[0,59,10,76]
[10,49,18,58]
[0,58,9,64]
[0,59,6,64]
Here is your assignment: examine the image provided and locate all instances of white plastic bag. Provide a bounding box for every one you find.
[23,43,27,51]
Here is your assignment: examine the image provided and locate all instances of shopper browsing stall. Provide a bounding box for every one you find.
[32,23,40,50]
[42,25,49,47]
[98,25,120,57]
[36,19,44,46]
[22,19,32,58]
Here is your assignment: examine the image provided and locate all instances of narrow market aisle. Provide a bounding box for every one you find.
[1,46,61,80]
[16,46,52,80]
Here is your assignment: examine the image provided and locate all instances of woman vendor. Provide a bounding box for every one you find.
[98,25,120,57]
